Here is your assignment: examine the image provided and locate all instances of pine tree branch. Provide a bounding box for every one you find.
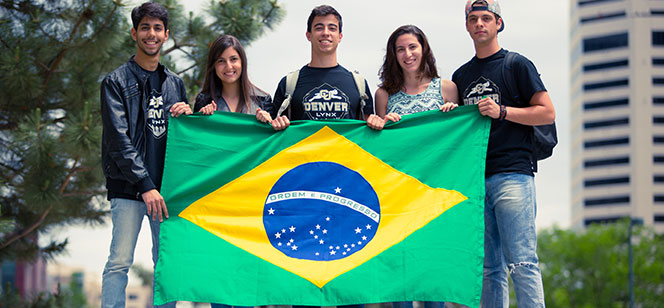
[261,4,277,25]
[59,157,79,195]
[162,42,197,56]
[68,2,120,51]
[177,62,198,75]
[38,0,98,109]
[0,205,53,251]
[0,35,10,49]
[62,190,105,198]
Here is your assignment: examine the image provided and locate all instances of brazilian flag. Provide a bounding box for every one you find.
[154,106,489,307]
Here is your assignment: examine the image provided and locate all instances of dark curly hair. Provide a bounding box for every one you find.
[378,25,438,95]
[131,2,168,30]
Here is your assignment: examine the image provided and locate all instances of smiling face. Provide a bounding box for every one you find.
[214,47,242,86]
[395,33,423,74]
[465,10,501,46]
[306,14,343,56]
[131,16,168,58]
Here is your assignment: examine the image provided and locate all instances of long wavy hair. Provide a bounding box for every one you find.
[379,25,438,95]
[201,35,255,112]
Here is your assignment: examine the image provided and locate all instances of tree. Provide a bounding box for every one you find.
[0,0,283,263]
[537,220,664,307]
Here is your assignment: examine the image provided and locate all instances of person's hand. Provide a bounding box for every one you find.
[271,115,290,131]
[257,108,290,131]
[385,112,401,123]
[366,114,386,130]
[141,189,169,222]
[200,101,217,115]
[440,102,459,112]
[170,102,193,117]
[477,96,500,119]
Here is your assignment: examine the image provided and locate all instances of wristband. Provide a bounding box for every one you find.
[499,105,507,120]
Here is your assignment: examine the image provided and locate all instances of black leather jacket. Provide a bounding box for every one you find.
[100,56,187,200]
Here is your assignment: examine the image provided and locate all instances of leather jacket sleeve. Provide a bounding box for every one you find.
[100,75,155,192]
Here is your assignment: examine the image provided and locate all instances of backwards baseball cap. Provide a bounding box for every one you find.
[465,0,504,32]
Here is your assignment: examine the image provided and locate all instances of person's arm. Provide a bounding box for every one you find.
[477,57,555,125]
[257,78,290,130]
[440,79,459,112]
[477,91,554,125]
[100,76,154,189]
[169,79,192,117]
[367,87,397,130]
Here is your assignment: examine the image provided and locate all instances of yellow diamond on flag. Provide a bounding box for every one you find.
[179,126,467,288]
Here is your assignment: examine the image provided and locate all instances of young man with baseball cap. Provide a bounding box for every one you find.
[452,1,555,306]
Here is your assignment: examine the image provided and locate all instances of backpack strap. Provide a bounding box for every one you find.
[501,51,521,105]
[276,69,300,117]
[351,70,370,119]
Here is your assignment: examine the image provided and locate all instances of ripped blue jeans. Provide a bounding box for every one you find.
[481,173,545,308]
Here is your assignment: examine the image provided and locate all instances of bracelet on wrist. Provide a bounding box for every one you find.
[499,105,507,120]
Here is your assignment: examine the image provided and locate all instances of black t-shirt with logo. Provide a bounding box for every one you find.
[271,65,375,120]
[141,67,167,191]
[452,49,546,176]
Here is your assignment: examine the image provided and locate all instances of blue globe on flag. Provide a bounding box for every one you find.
[263,161,380,261]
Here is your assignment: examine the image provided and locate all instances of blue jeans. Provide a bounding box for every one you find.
[101,198,175,308]
[392,301,444,308]
[481,173,545,308]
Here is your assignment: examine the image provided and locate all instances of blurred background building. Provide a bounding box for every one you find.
[570,0,664,232]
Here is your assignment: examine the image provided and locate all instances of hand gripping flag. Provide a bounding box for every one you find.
[155,106,490,307]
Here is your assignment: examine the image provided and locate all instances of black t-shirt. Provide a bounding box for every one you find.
[452,49,546,176]
[270,65,375,120]
[142,67,167,191]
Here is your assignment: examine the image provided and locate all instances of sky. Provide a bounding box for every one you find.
[47,0,571,285]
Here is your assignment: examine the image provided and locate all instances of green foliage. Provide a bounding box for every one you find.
[0,282,89,308]
[0,0,282,263]
[538,220,664,307]
[155,0,284,100]
[130,263,154,287]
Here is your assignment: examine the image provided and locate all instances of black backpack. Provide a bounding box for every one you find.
[501,51,557,171]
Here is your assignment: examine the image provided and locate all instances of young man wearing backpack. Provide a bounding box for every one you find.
[452,1,555,307]
[256,5,374,129]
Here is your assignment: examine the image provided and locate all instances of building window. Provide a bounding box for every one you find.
[655,215,664,223]
[654,117,664,124]
[583,79,629,91]
[655,155,664,163]
[584,176,629,187]
[584,195,630,207]
[654,97,664,104]
[584,59,628,72]
[654,136,664,144]
[585,157,629,168]
[654,175,664,183]
[584,137,629,148]
[578,0,622,6]
[584,117,629,130]
[584,216,624,226]
[654,195,664,203]
[654,31,664,46]
[580,12,626,23]
[584,98,628,110]
[583,33,628,52]
[655,78,664,85]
